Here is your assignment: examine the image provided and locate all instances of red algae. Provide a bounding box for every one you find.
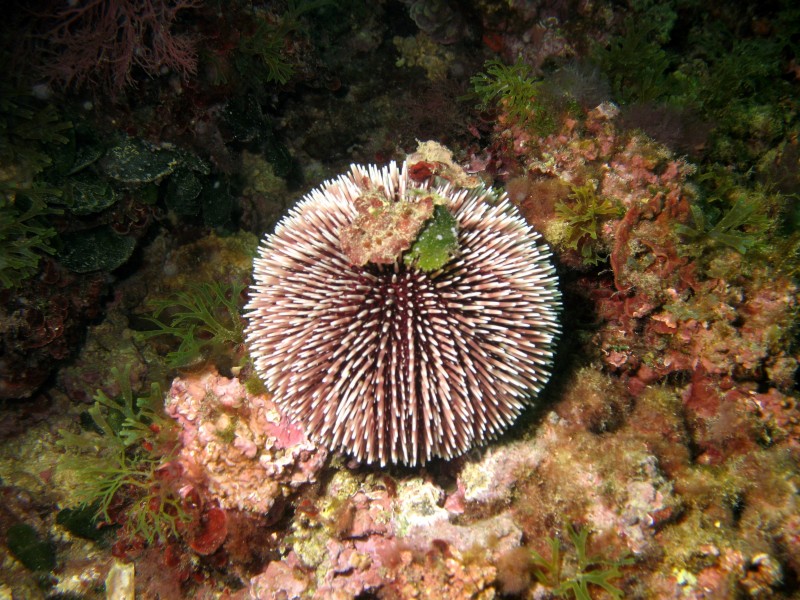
[340,183,434,266]
[165,368,328,514]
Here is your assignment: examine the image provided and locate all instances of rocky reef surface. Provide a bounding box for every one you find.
[1,0,798,598]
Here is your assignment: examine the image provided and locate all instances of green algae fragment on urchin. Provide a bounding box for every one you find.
[404,204,459,271]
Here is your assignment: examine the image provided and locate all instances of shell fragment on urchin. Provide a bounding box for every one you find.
[245,161,561,466]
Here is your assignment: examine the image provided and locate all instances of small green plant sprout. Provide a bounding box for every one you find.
[675,198,756,256]
[530,523,634,600]
[57,366,188,544]
[675,170,782,257]
[0,197,57,288]
[236,16,294,85]
[470,58,555,133]
[0,82,72,196]
[675,195,770,256]
[592,16,672,104]
[554,183,621,265]
[138,280,246,369]
[0,80,71,288]
[235,0,333,86]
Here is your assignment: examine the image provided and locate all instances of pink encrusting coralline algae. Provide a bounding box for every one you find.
[165,369,327,514]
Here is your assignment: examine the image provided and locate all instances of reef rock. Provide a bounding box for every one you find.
[165,369,327,514]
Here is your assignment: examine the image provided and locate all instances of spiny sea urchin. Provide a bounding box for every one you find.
[245,161,560,466]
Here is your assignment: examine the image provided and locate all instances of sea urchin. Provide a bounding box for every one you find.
[245,161,560,466]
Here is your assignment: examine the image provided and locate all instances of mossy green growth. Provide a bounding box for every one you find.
[676,196,769,255]
[675,169,772,257]
[57,366,188,544]
[56,504,106,542]
[0,197,57,288]
[0,83,72,195]
[470,58,556,134]
[139,280,246,369]
[236,16,294,86]
[244,372,268,397]
[590,2,796,169]
[592,15,672,104]
[403,205,459,271]
[234,0,332,88]
[554,184,620,265]
[0,82,70,288]
[530,524,633,600]
[6,523,56,572]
